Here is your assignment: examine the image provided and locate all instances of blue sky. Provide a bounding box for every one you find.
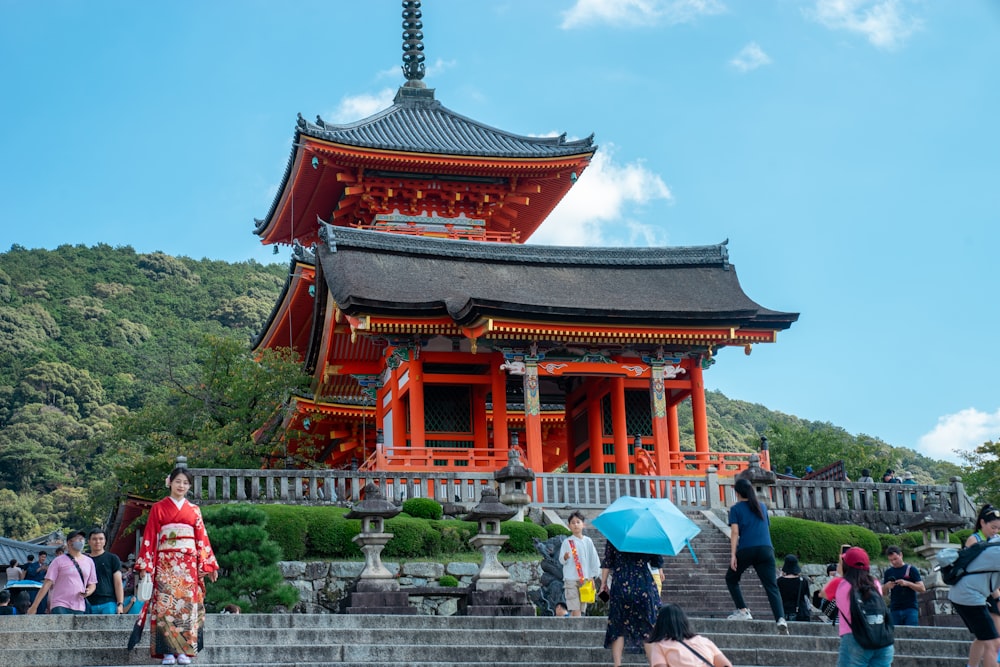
[2,1,998,464]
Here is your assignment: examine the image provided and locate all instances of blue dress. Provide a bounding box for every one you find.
[602,542,662,654]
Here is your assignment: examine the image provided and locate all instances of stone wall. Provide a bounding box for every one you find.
[278,560,543,615]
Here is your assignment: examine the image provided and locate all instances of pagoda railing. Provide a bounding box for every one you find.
[186,467,974,523]
[362,444,767,476]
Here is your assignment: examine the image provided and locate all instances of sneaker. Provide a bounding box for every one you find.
[727,608,753,621]
[161,657,176,666]
[177,656,192,665]
[777,617,789,635]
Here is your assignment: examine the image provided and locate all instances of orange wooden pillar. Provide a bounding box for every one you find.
[611,377,629,474]
[491,360,509,453]
[650,364,670,477]
[587,386,604,474]
[667,403,680,474]
[689,359,710,465]
[389,364,406,453]
[408,357,426,450]
[522,359,544,472]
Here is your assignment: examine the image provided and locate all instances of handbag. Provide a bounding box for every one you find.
[570,539,596,604]
[136,573,153,602]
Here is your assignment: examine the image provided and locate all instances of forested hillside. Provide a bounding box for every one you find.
[0,244,964,540]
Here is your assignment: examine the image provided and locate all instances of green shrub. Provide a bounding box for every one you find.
[772,516,883,564]
[302,506,359,558]
[257,505,308,560]
[431,519,478,554]
[952,529,973,545]
[500,520,548,554]
[438,574,459,587]
[545,523,571,538]
[402,497,443,520]
[384,516,442,557]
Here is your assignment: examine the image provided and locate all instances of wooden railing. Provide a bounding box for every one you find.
[187,467,974,523]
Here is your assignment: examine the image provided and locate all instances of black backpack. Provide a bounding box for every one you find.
[843,585,894,650]
[940,541,1000,585]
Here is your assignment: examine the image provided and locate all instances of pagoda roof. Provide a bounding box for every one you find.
[316,226,798,331]
[253,85,597,248]
[296,85,595,159]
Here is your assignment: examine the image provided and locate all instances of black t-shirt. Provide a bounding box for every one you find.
[883,563,921,610]
[89,551,122,605]
[777,575,808,616]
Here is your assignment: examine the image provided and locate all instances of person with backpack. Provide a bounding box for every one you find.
[823,547,893,667]
[948,508,1000,667]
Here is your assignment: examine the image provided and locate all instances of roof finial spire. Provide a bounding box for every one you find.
[401,1,426,87]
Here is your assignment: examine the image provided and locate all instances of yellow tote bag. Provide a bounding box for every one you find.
[578,579,596,604]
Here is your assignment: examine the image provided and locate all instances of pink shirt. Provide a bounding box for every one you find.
[45,554,96,612]
[649,635,727,667]
[827,576,884,637]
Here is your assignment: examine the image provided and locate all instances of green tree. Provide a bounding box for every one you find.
[113,335,313,493]
[0,489,41,539]
[202,504,299,612]
[960,440,1000,508]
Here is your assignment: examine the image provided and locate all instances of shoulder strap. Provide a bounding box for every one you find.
[569,539,585,580]
[67,555,87,588]
[679,640,714,667]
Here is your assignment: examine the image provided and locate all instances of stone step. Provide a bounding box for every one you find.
[0,614,973,667]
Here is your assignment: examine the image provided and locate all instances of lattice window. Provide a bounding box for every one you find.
[424,386,472,433]
[625,390,652,439]
[602,395,613,436]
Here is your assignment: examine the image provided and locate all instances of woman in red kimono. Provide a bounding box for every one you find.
[136,467,219,666]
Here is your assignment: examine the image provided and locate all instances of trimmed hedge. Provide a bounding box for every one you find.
[771,516,879,563]
[257,505,309,560]
[500,520,548,554]
[383,516,442,557]
[402,498,443,520]
[430,519,478,554]
[545,523,572,538]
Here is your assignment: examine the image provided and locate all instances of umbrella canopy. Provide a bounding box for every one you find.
[592,496,701,557]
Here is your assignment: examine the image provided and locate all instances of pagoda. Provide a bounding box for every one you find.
[252,1,798,479]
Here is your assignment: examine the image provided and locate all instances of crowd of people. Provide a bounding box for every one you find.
[6,472,1000,667]
[2,466,221,666]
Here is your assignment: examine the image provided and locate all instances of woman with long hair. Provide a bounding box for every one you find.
[599,542,662,667]
[136,467,219,666]
[824,547,893,667]
[725,477,787,634]
[646,603,733,667]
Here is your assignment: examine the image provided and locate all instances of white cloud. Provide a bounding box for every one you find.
[561,0,725,29]
[730,42,772,72]
[917,407,1000,463]
[328,89,396,123]
[529,147,673,246]
[808,0,922,50]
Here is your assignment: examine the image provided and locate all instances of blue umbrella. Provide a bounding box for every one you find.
[592,495,701,560]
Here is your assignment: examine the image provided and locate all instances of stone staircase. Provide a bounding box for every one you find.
[585,509,774,619]
[0,612,973,666]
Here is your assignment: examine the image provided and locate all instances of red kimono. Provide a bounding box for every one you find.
[136,497,218,659]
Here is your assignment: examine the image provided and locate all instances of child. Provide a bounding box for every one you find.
[554,602,570,617]
[557,510,601,617]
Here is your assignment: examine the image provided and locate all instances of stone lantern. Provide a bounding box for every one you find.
[464,486,517,587]
[463,486,534,616]
[342,483,416,614]
[494,439,535,521]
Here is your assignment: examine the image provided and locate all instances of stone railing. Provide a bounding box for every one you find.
[187,466,975,526]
